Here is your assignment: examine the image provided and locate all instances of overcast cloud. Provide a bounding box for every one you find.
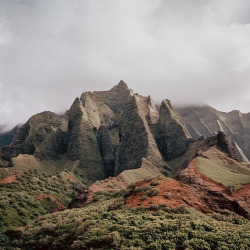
[0,0,250,131]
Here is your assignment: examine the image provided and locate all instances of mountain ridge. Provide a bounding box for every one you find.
[177,105,250,161]
[0,81,250,249]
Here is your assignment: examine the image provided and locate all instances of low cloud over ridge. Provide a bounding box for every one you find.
[0,0,250,130]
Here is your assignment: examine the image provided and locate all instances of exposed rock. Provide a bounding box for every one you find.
[66,98,105,180]
[115,95,149,174]
[135,95,159,124]
[178,106,250,161]
[157,99,193,160]
[178,158,250,218]
[0,111,67,162]
[217,131,243,162]
[179,131,244,171]
[233,141,249,163]
[97,126,115,177]
[115,95,163,175]
[34,129,68,159]
[79,80,132,127]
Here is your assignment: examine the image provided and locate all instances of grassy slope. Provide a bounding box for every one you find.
[2,192,249,249]
[0,154,93,229]
[0,169,85,229]
[197,147,250,189]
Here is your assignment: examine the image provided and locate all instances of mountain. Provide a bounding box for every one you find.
[0,81,250,249]
[177,105,250,162]
[0,81,192,180]
[0,126,18,148]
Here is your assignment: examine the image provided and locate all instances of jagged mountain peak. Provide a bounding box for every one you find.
[217,131,243,162]
[178,105,250,161]
[1,81,250,242]
[1,81,248,182]
[159,99,191,138]
[0,81,194,178]
[111,80,129,90]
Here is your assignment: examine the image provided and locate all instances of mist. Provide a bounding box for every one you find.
[1,0,250,131]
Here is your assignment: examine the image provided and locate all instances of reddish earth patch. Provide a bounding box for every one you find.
[36,194,66,212]
[178,158,226,193]
[69,159,249,218]
[62,172,78,182]
[0,174,21,184]
[126,178,211,213]
[231,184,250,212]
[178,158,250,218]
[68,175,128,208]
[87,175,128,202]
[77,175,128,203]
[232,184,250,198]
[90,175,128,193]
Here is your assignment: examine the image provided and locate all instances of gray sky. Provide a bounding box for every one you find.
[1,0,250,131]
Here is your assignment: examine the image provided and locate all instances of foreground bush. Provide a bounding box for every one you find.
[4,198,250,250]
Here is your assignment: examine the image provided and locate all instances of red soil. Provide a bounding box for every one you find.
[69,175,129,207]
[0,174,21,184]
[36,194,66,212]
[178,158,226,193]
[231,184,250,211]
[62,172,78,182]
[178,158,250,217]
[86,175,128,202]
[126,178,212,213]
[90,175,128,193]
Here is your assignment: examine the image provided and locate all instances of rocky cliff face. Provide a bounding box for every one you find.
[178,106,250,161]
[1,81,250,221]
[0,111,67,164]
[157,100,194,160]
[0,81,193,182]
[3,81,247,191]
[114,94,163,175]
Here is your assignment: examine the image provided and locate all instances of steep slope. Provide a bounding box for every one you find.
[157,100,194,160]
[115,94,164,175]
[0,111,68,162]
[0,126,18,147]
[1,82,250,250]
[1,81,190,182]
[178,106,250,161]
[4,198,250,250]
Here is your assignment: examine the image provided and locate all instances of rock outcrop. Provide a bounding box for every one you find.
[5,81,244,188]
[178,106,250,161]
[157,100,194,160]
[97,126,116,177]
[178,158,250,219]
[115,95,163,175]
[1,81,249,220]
[217,131,243,162]
[0,111,67,161]
[66,98,105,180]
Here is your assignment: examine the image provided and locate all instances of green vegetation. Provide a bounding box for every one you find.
[0,170,84,229]
[197,148,250,189]
[2,192,249,250]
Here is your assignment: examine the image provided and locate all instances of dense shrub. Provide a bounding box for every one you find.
[4,198,249,250]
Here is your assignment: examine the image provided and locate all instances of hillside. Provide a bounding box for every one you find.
[177,106,250,162]
[0,81,250,249]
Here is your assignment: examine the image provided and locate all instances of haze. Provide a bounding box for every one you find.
[1,0,250,131]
